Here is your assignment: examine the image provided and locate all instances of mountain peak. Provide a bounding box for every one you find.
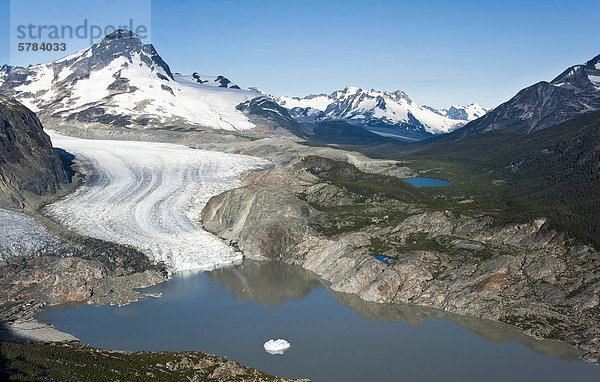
[86,29,173,80]
[248,86,270,96]
[461,52,600,136]
[550,53,600,92]
[99,28,140,43]
[585,53,600,70]
[0,30,260,131]
[275,85,478,140]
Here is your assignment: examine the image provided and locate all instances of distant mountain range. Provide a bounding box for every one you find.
[275,87,489,140]
[423,104,489,122]
[0,29,489,142]
[1,29,599,146]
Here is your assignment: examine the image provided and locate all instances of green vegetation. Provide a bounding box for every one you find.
[367,232,516,262]
[299,156,425,203]
[297,156,425,237]
[0,341,283,381]
[296,110,600,252]
[304,111,600,249]
[404,111,600,248]
[296,195,411,237]
[297,155,511,237]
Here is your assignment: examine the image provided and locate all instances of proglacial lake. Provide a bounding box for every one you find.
[37,260,600,381]
[403,177,453,187]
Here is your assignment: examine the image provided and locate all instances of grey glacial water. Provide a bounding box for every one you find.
[37,260,600,381]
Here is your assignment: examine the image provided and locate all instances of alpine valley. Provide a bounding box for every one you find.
[2,28,600,382]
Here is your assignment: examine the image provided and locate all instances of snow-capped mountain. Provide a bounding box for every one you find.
[0,28,493,143]
[0,30,258,131]
[424,103,490,121]
[275,87,486,140]
[459,53,600,136]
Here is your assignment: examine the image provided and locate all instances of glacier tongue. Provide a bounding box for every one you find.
[45,132,270,272]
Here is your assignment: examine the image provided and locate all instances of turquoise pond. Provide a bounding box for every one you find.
[403,177,453,187]
[37,260,600,382]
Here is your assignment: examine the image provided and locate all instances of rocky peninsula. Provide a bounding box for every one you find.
[202,155,600,363]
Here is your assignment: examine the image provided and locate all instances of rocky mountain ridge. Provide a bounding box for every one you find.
[276,86,486,140]
[458,53,600,136]
[424,103,490,121]
[188,73,240,89]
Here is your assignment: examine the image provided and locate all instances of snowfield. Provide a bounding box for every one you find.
[3,32,260,132]
[45,132,270,271]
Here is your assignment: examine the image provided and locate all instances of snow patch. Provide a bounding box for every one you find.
[278,94,333,111]
[65,57,126,109]
[589,74,600,88]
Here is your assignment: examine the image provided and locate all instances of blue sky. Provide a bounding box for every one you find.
[1,0,600,108]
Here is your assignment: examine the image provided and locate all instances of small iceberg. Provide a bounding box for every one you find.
[264,339,291,355]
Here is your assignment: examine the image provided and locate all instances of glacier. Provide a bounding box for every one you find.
[44,132,270,272]
[0,208,66,260]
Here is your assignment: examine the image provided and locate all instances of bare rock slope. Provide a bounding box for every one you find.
[0,95,69,208]
[202,157,600,363]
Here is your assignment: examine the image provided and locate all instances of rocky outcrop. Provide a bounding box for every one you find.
[0,255,167,321]
[0,207,168,321]
[0,95,69,209]
[202,158,600,363]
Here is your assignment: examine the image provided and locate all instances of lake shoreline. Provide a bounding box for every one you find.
[34,261,600,381]
[201,156,600,365]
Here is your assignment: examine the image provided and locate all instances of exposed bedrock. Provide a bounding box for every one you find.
[202,160,600,363]
[0,207,168,321]
[0,95,69,209]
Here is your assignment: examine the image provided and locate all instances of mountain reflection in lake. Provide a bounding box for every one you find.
[207,260,322,306]
[209,260,581,362]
